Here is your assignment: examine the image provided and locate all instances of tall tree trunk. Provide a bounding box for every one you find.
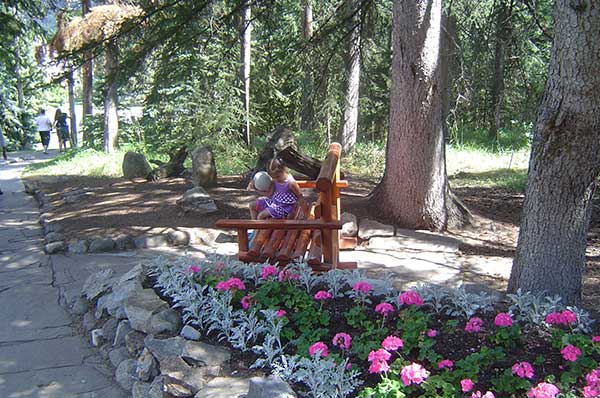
[15,59,26,147]
[240,0,252,145]
[508,0,600,305]
[103,40,119,153]
[81,0,93,145]
[338,0,362,153]
[441,13,458,142]
[67,69,77,147]
[488,0,513,143]
[370,0,471,231]
[300,0,314,131]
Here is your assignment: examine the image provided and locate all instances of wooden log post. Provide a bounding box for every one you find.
[316,143,342,268]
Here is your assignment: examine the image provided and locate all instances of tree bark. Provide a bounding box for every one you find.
[67,69,78,147]
[300,0,314,131]
[240,0,252,145]
[103,40,119,153]
[15,58,26,147]
[338,0,362,153]
[441,13,458,142]
[81,0,93,145]
[370,0,471,231]
[508,0,600,305]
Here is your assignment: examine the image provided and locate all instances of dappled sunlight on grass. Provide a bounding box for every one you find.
[23,148,126,178]
[449,168,528,192]
[447,146,529,175]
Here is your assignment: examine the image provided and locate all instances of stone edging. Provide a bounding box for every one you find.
[24,181,235,255]
[70,264,296,398]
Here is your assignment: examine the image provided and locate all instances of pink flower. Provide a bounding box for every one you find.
[352,281,373,294]
[216,277,246,291]
[586,369,600,387]
[494,312,513,327]
[368,360,390,374]
[545,312,563,325]
[346,362,352,370]
[367,349,391,363]
[527,382,559,398]
[276,309,286,317]
[261,265,278,279]
[512,361,535,379]
[437,359,453,369]
[399,290,424,306]
[465,317,484,333]
[461,379,475,392]
[584,386,600,398]
[188,265,200,273]
[471,392,495,398]
[400,363,429,386]
[375,302,395,316]
[314,291,333,301]
[332,333,352,350]
[240,295,252,309]
[592,336,600,343]
[427,329,438,337]
[561,309,577,324]
[545,310,577,326]
[278,270,300,281]
[308,342,328,357]
[561,344,582,362]
[381,336,403,351]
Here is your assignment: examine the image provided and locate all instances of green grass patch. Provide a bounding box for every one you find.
[23,148,127,178]
[449,168,528,193]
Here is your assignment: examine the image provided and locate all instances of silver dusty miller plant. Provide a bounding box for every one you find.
[288,355,362,398]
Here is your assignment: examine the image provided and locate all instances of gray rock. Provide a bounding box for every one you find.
[149,308,181,335]
[125,330,147,356]
[191,146,217,188]
[119,264,148,285]
[176,187,218,214]
[44,222,63,233]
[109,346,131,367]
[70,296,89,315]
[114,320,133,347]
[88,238,116,253]
[123,151,152,179]
[180,325,201,341]
[133,237,148,249]
[82,311,97,331]
[247,375,297,398]
[214,232,236,243]
[149,376,167,398]
[68,239,89,254]
[91,328,104,346]
[98,342,113,360]
[194,377,250,398]
[358,219,395,240]
[145,234,170,248]
[136,348,159,382]
[115,234,135,250]
[341,212,358,237]
[23,179,40,194]
[124,289,170,334]
[102,317,119,343]
[44,241,66,254]
[115,358,137,391]
[165,381,193,397]
[39,212,50,226]
[168,230,190,246]
[97,278,143,319]
[132,381,152,398]
[82,269,115,301]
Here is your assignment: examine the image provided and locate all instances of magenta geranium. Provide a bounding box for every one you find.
[368,348,391,363]
[374,302,395,316]
[352,281,373,294]
[545,310,578,326]
[261,265,278,279]
[399,290,424,306]
[240,294,252,309]
[314,290,333,301]
[278,270,300,282]
[512,361,535,379]
[381,335,403,351]
[400,363,429,386]
[188,265,200,273]
[427,328,438,337]
[308,342,328,357]
[527,382,560,398]
[368,360,390,374]
[471,391,495,398]
[461,379,475,392]
[593,336,600,343]
[437,359,453,369]
[465,317,484,333]
[332,333,352,350]
[276,309,286,317]
[215,277,246,292]
[494,312,513,327]
[584,386,600,398]
[561,344,582,362]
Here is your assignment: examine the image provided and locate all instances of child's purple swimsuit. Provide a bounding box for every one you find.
[256,176,297,219]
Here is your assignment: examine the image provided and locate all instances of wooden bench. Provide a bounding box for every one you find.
[215,143,357,271]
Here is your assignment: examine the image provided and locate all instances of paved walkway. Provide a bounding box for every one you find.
[0,151,126,398]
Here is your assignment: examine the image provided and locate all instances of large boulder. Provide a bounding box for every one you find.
[123,151,152,179]
[177,187,217,214]
[191,146,217,187]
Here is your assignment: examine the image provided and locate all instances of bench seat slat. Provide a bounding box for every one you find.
[215,219,342,230]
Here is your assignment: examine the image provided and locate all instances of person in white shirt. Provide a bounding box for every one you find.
[34,109,53,154]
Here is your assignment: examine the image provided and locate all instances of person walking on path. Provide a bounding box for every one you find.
[53,108,69,152]
[35,109,53,154]
[0,125,6,161]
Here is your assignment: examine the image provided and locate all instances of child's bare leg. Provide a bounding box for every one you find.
[257,210,271,220]
[249,202,257,219]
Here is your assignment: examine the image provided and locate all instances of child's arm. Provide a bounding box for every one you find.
[289,180,303,199]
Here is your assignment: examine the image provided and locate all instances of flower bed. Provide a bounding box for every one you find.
[148,255,600,398]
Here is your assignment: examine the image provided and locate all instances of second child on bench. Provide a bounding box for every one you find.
[249,158,303,220]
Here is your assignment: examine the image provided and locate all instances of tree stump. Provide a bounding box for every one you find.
[147,146,188,181]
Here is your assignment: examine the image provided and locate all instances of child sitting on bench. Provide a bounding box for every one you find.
[249,158,303,220]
